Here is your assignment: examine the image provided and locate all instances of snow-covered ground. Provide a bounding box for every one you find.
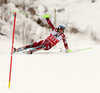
[0,44,100,93]
[0,36,100,93]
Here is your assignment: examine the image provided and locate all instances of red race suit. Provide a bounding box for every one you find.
[28,19,68,50]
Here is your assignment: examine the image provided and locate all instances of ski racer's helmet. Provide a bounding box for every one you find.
[58,24,65,30]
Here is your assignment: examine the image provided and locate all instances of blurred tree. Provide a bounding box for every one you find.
[0,0,7,6]
[91,0,95,3]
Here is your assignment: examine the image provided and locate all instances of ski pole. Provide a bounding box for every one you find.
[77,47,91,51]
[67,47,91,53]
[11,11,50,18]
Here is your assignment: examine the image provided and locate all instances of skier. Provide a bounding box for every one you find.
[14,17,69,54]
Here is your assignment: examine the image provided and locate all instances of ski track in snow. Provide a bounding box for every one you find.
[0,46,100,93]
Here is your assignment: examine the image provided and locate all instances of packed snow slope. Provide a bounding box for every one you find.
[0,44,100,93]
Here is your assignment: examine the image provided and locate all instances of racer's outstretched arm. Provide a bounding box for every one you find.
[46,18,55,30]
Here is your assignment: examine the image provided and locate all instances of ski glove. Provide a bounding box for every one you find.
[66,49,72,53]
[46,18,49,20]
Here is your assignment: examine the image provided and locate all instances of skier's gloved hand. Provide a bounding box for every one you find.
[46,18,49,20]
[66,49,72,53]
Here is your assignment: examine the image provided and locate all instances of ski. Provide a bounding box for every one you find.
[13,44,35,53]
[13,45,46,54]
[13,47,28,53]
[27,45,46,54]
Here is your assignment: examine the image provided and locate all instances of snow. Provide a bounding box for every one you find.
[0,36,100,93]
[0,45,100,93]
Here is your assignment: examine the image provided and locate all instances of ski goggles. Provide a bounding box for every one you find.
[59,25,65,30]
